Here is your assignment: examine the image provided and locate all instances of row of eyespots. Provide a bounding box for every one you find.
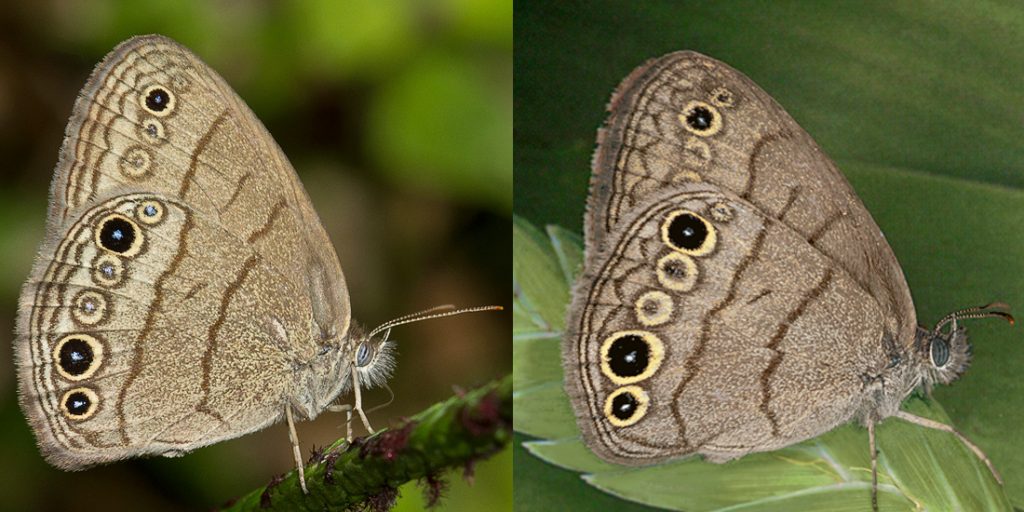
[642,202,734,327]
[56,199,166,421]
[598,331,663,426]
[601,82,738,429]
[602,202,738,428]
[53,334,104,420]
[122,84,177,179]
[630,208,718,332]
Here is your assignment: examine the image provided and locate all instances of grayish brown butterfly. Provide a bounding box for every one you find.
[563,50,1011,510]
[15,34,496,493]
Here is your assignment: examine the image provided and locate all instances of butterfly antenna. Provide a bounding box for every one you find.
[379,304,459,327]
[367,305,503,339]
[935,302,1014,332]
[366,383,396,415]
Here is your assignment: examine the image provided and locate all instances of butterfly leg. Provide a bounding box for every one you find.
[285,405,309,494]
[894,411,1003,484]
[352,367,374,434]
[327,403,355,442]
[868,420,878,512]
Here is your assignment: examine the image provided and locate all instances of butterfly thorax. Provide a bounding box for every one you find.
[287,323,361,421]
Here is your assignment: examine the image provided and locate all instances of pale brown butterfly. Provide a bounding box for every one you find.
[563,50,1011,510]
[15,34,498,493]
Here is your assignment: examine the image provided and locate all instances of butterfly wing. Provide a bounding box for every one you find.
[16,35,350,468]
[565,183,894,464]
[586,51,915,347]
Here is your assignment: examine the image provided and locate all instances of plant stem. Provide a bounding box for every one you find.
[223,374,512,511]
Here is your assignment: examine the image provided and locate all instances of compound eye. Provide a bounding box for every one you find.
[355,342,374,367]
[930,337,950,368]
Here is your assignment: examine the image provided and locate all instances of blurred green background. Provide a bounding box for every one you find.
[515,1,1024,510]
[0,0,510,510]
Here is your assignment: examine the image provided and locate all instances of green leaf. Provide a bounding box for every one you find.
[511,215,1013,510]
[523,438,619,474]
[512,382,576,441]
[513,335,561,392]
[545,225,584,286]
[513,215,570,335]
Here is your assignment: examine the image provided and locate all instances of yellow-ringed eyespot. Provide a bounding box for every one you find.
[708,201,734,223]
[52,334,105,381]
[92,253,125,287]
[139,118,166,144]
[661,209,716,256]
[71,290,108,326]
[95,213,144,257]
[119,146,153,179]
[635,290,673,327]
[600,330,664,385]
[60,387,100,420]
[679,100,722,136]
[604,386,650,427]
[709,87,735,108]
[136,200,165,225]
[140,85,176,116]
[656,252,699,292]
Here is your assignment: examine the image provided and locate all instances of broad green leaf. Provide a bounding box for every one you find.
[524,438,620,474]
[511,215,1013,511]
[512,336,561,391]
[513,215,570,334]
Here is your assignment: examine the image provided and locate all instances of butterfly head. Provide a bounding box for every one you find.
[351,326,397,389]
[915,302,1013,387]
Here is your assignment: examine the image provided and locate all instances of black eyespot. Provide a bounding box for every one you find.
[64,391,92,417]
[356,343,373,367]
[611,391,639,421]
[666,213,709,251]
[145,88,170,112]
[59,338,94,376]
[99,217,136,253]
[607,334,650,378]
[930,337,950,368]
[686,106,714,131]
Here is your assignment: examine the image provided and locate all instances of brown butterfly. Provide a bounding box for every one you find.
[563,51,1011,510]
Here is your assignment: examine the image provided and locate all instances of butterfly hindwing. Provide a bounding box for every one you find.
[565,183,894,465]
